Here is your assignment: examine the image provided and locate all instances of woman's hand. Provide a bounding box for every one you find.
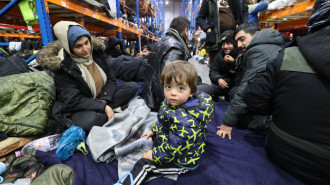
[104,105,115,121]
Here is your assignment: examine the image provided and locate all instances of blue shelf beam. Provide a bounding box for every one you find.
[35,0,53,46]
[96,25,115,37]
[0,43,9,46]
[116,0,122,40]
[0,0,21,18]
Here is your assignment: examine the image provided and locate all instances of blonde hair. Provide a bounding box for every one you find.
[160,60,198,94]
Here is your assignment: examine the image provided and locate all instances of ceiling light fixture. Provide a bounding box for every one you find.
[165,1,169,5]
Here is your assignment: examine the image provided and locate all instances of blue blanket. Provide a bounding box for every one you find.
[35,101,304,185]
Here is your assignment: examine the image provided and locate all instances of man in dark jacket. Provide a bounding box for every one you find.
[198,30,238,99]
[107,36,130,58]
[37,21,138,132]
[243,1,330,184]
[196,0,248,65]
[217,23,283,139]
[140,16,191,111]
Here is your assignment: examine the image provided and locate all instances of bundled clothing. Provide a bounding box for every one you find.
[124,92,214,185]
[243,25,330,184]
[106,55,147,82]
[222,28,283,132]
[36,21,137,132]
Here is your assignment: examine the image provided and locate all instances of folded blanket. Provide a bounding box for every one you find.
[87,97,156,178]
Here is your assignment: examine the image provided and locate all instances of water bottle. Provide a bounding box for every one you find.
[20,134,62,157]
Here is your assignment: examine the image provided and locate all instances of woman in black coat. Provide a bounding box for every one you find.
[37,21,138,132]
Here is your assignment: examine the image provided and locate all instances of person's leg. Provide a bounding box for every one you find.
[70,111,107,132]
[197,84,215,96]
[109,82,138,109]
[122,158,188,185]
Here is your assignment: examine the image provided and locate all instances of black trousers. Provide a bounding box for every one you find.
[197,83,230,97]
[122,158,189,185]
[70,82,138,132]
[266,129,330,185]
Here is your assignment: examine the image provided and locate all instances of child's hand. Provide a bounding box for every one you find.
[141,131,154,140]
[143,150,153,161]
[217,123,232,140]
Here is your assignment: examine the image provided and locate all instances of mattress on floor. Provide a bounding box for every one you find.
[35,101,304,185]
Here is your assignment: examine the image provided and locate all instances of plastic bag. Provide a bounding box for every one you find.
[55,126,86,161]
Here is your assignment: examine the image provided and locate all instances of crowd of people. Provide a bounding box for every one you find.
[2,0,326,184]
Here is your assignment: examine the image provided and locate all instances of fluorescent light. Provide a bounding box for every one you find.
[165,1,169,5]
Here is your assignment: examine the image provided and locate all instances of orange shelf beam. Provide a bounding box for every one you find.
[277,17,310,30]
[0,32,41,39]
[259,0,315,23]
[46,0,140,35]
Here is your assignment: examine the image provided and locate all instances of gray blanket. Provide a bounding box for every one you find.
[87,97,156,178]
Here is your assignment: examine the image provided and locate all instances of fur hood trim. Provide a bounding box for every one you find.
[37,36,106,71]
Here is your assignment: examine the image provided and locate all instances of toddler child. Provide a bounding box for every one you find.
[123,60,214,185]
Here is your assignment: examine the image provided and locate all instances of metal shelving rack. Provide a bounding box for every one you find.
[259,0,316,31]
[180,0,200,42]
[0,0,162,59]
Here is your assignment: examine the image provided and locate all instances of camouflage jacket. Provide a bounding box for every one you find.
[152,91,214,170]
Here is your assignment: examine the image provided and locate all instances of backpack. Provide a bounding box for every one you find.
[0,56,30,77]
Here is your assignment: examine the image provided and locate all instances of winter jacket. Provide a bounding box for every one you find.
[244,25,330,152]
[243,26,330,184]
[196,0,248,51]
[222,28,283,128]
[140,28,191,111]
[151,28,191,70]
[209,49,238,86]
[107,36,130,58]
[152,92,214,170]
[37,23,117,128]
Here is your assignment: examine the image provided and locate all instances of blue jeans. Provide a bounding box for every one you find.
[248,1,269,24]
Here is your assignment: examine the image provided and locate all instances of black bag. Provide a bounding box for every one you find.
[139,52,164,111]
[206,30,216,46]
[0,56,30,77]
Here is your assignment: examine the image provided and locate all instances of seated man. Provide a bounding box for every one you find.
[198,30,238,100]
[217,23,283,138]
[107,36,130,58]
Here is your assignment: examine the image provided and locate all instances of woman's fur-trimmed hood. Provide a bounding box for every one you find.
[36,36,106,71]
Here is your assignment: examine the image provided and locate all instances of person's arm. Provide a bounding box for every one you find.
[222,49,269,127]
[54,70,106,113]
[244,51,283,114]
[98,64,118,103]
[196,0,213,32]
[209,52,225,84]
[241,0,249,23]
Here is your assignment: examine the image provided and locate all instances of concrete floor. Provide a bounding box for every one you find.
[189,57,211,85]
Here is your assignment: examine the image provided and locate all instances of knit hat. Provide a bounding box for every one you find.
[220,30,236,47]
[67,25,91,52]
